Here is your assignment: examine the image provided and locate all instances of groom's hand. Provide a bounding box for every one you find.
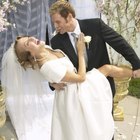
[50,83,66,90]
[133,69,140,78]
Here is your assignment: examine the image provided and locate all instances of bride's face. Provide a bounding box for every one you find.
[17,36,45,53]
[15,36,45,66]
[15,36,45,59]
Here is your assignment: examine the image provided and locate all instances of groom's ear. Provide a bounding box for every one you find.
[67,13,73,21]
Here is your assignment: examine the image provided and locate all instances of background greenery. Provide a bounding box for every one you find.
[128,78,140,98]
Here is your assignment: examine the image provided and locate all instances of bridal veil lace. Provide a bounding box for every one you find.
[1,43,54,140]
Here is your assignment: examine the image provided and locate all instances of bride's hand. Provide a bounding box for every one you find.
[76,33,85,55]
[50,83,66,90]
[133,69,140,78]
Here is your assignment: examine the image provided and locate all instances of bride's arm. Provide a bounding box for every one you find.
[61,33,86,83]
[98,64,133,78]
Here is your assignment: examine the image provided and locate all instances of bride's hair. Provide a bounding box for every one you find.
[14,36,38,70]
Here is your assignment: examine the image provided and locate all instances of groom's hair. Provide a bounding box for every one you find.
[49,1,76,19]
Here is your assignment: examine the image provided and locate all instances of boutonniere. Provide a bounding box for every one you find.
[84,36,92,49]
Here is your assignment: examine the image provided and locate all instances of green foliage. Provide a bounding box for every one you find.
[128,78,140,98]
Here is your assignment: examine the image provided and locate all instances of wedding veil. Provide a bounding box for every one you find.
[1,43,54,140]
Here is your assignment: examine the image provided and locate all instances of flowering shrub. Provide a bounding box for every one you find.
[95,0,140,65]
[0,0,28,31]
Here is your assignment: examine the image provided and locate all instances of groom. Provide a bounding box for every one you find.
[48,1,140,97]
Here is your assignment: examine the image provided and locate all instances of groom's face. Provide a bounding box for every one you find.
[51,12,73,34]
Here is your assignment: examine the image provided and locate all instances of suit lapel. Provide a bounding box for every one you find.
[78,20,92,68]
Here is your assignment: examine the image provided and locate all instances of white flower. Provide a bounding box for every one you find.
[84,36,92,49]
[84,36,92,43]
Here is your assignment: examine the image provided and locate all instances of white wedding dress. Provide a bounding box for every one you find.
[2,45,114,140]
[40,50,114,140]
[7,81,54,140]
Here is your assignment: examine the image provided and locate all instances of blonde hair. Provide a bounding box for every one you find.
[14,36,38,69]
[49,1,75,18]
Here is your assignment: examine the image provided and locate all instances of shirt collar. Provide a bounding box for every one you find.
[68,20,81,37]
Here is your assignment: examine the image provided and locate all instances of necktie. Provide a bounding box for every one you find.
[71,33,88,67]
[71,33,78,53]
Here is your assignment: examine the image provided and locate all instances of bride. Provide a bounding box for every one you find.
[1,33,133,140]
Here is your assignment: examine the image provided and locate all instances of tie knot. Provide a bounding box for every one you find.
[71,33,78,39]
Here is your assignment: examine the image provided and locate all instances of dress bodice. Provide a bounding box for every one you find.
[40,50,75,83]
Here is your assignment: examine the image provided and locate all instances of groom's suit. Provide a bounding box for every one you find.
[50,18,140,96]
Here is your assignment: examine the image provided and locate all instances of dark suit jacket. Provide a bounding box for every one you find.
[50,18,140,96]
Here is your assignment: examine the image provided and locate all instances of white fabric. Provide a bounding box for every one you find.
[40,58,67,83]
[40,54,115,140]
[1,44,54,140]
